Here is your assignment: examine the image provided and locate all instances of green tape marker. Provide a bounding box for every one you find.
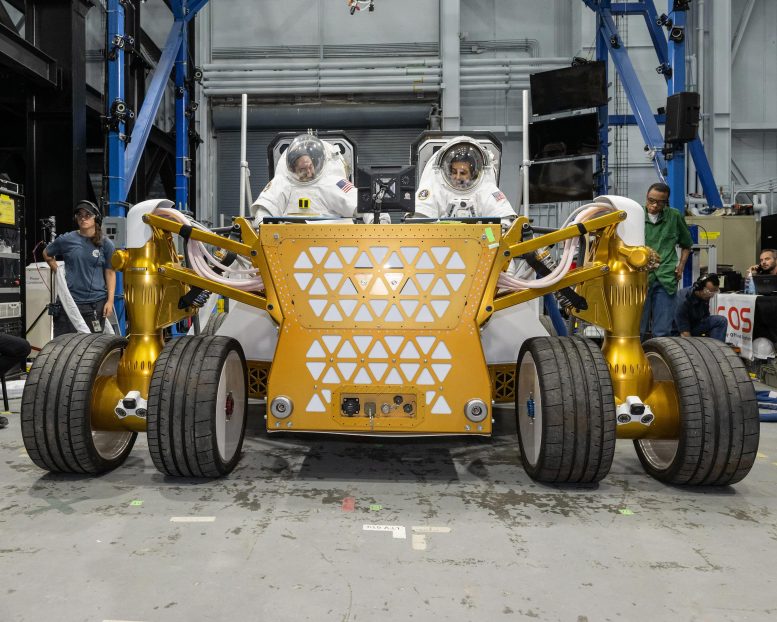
[485,227,496,243]
[369,504,383,511]
[618,508,634,515]
[130,500,143,506]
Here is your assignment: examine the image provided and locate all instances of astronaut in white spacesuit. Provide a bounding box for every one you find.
[250,134,357,222]
[413,136,516,223]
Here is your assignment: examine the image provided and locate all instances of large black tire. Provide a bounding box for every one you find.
[515,336,616,483]
[147,335,247,477]
[635,337,759,486]
[21,333,136,474]
[201,311,228,336]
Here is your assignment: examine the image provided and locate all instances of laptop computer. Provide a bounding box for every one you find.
[753,274,777,295]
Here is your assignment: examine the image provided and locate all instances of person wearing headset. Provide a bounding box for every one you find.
[674,273,727,342]
[42,200,116,337]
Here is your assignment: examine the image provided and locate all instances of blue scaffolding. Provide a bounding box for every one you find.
[584,0,723,211]
[104,0,209,330]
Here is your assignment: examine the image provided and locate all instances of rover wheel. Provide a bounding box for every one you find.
[515,336,616,484]
[147,335,247,477]
[201,310,228,336]
[21,333,136,474]
[635,337,759,485]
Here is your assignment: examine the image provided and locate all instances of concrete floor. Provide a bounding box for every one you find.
[2,395,777,622]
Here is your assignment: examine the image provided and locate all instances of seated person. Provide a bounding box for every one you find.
[0,334,30,428]
[745,248,777,294]
[675,274,727,342]
[251,134,357,222]
[413,136,516,223]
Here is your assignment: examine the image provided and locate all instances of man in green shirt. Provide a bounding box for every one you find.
[640,182,693,340]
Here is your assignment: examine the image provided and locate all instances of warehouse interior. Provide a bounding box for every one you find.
[2,1,777,620]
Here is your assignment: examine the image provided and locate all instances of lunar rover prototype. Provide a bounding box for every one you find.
[21,191,759,486]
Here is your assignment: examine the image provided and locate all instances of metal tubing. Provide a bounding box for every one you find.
[203,58,441,71]
[106,0,126,212]
[522,89,529,217]
[239,93,247,217]
[203,85,441,95]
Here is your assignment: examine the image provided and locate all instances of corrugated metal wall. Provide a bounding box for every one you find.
[215,127,424,220]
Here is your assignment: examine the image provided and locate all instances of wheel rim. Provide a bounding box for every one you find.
[636,350,679,470]
[516,352,543,467]
[92,347,135,461]
[216,350,246,462]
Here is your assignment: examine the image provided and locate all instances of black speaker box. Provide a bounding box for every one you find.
[665,91,700,143]
[761,214,777,252]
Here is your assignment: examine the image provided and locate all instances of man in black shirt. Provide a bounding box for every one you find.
[675,274,727,341]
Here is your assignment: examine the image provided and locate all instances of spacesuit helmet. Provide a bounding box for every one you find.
[439,139,487,192]
[285,134,327,184]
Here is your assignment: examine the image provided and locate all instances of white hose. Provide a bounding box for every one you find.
[153,207,265,292]
[55,267,115,334]
[496,202,617,292]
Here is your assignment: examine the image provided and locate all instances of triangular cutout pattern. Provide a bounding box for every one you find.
[399,300,418,317]
[385,369,403,385]
[309,247,327,264]
[309,278,327,296]
[416,336,436,354]
[431,395,451,414]
[447,273,465,292]
[324,254,343,269]
[370,299,388,317]
[430,280,450,296]
[294,273,313,290]
[340,278,358,295]
[385,273,403,291]
[400,341,420,359]
[416,273,434,291]
[340,246,358,264]
[400,363,419,382]
[355,252,373,268]
[322,368,340,384]
[431,300,450,317]
[321,389,332,404]
[416,252,434,270]
[353,368,372,384]
[368,363,387,381]
[431,341,452,360]
[338,341,357,358]
[309,299,327,317]
[324,273,341,290]
[385,336,404,354]
[369,341,388,358]
[417,369,435,385]
[385,304,403,322]
[354,305,373,322]
[322,335,341,353]
[306,361,325,380]
[306,393,326,413]
[337,362,356,381]
[386,252,403,268]
[294,253,312,269]
[400,279,418,296]
[306,341,325,358]
[340,299,357,317]
[371,246,388,265]
[431,363,451,382]
[431,246,450,265]
[353,335,372,353]
[447,251,466,270]
[400,246,419,264]
[324,305,342,322]
[415,305,434,322]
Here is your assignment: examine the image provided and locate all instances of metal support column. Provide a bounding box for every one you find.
[105,0,127,214]
[174,3,190,212]
[595,2,610,195]
[439,0,460,131]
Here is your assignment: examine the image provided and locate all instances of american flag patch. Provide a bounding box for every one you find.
[492,191,506,201]
[337,179,354,193]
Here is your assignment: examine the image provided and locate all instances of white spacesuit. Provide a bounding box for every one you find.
[413,136,516,222]
[251,134,357,222]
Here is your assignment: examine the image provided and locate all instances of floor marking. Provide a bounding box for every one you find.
[757,452,768,459]
[363,524,406,539]
[170,516,216,523]
[411,526,451,550]
[342,497,355,512]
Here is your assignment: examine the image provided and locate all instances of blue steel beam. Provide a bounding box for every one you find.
[610,114,666,125]
[595,7,610,195]
[597,7,668,180]
[641,0,669,67]
[174,19,189,211]
[665,1,686,210]
[124,20,185,194]
[106,0,126,214]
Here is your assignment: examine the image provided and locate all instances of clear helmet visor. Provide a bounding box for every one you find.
[439,142,486,192]
[285,135,327,184]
